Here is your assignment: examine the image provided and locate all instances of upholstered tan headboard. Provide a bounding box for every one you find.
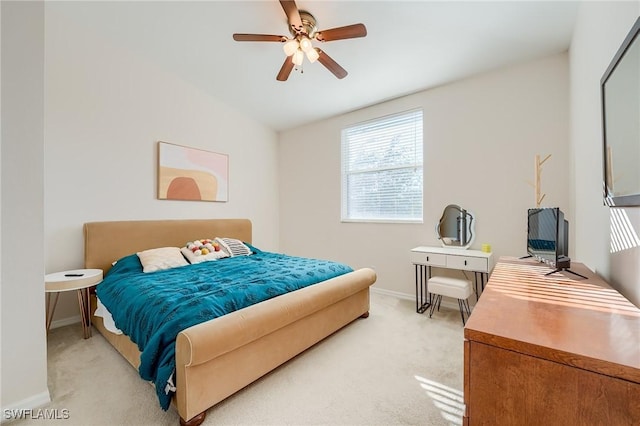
[84,219,252,273]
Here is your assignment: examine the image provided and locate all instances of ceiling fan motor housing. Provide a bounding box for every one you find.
[290,10,317,37]
[232,0,365,81]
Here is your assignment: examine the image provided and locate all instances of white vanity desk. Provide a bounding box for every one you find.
[410,246,495,313]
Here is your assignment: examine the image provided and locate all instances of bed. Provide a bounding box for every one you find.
[84,219,377,426]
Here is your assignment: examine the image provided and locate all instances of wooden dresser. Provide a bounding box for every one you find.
[463,257,640,425]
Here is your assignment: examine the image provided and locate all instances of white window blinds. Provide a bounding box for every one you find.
[341,109,423,223]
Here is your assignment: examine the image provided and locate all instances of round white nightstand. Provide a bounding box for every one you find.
[45,269,103,339]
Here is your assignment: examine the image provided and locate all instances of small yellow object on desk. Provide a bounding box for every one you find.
[481,244,491,253]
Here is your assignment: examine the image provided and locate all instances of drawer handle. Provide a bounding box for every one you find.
[426,256,429,261]
[464,260,467,266]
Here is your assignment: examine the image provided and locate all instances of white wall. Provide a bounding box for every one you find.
[279,53,570,297]
[570,2,640,307]
[1,1,51,412]
[44,5,280,323]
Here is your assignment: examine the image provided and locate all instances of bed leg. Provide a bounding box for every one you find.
[360,311,370,318]
[180,412,206,426]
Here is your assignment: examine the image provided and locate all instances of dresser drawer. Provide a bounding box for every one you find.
[446,255,488,272]
[410,252,447,266]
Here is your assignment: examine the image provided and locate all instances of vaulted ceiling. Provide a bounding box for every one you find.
[50,1,580,131]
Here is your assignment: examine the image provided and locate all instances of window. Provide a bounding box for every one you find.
[341,109,423,223]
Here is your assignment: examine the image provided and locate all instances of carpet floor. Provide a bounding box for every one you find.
[14,292,466,426]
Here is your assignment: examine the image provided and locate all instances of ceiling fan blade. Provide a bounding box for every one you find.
[315,23,367,42]
[316,49,348,79]
[279,0,303,34]
[233,34,286,42]
[276,57,295,81]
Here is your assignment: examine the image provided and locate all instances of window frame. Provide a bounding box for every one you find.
[340,108,424,224]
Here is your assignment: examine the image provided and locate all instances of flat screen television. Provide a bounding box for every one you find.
[601,17,640,207]
[527,207,565,267]
[526,208,586,279]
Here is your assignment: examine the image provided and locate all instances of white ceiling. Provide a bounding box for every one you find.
[51,1,580,132]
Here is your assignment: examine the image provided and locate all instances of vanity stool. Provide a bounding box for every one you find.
[428,276,473,325]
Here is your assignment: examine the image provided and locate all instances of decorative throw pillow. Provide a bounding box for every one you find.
[215,237,252,257]
[180,247,228,264]
[136,247,189,273]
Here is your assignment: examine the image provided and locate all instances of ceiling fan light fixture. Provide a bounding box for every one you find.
[292,49,305,66]
[232,0,367,81]
[306,48,319,63]
[299,36,313,52]
[283,39,299,56]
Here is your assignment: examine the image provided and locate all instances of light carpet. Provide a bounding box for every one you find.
[14,292,466,426]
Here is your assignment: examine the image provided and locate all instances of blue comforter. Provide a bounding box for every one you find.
[95,246,353,410]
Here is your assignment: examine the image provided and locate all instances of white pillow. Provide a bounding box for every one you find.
[180,246,228,264]
[137,247,189,273]
[215,237,252,257]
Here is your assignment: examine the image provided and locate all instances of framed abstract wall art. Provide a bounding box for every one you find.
[157,141,228,202]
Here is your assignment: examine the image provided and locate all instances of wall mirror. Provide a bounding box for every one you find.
[601,17,640,207]
[436,204,475,249]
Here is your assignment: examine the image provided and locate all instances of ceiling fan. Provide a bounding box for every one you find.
[232,0,367,81]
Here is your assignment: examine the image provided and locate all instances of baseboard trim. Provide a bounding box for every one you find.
[370,286,468,311]
[1,390,51,423]
[370,286,413,301]
[52,290,470,327]
[50,315,80,330]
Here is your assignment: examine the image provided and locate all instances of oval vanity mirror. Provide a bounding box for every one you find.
[436,204,475,249]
